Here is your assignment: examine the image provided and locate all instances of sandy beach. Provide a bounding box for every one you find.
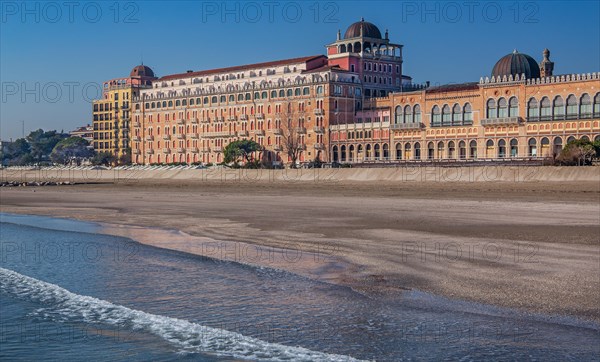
[1,170,599,323]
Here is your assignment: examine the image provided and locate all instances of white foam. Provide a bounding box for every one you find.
[0,267,366,362]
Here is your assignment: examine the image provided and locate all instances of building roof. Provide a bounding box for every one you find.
[130,65,155,78]
[158,55,326,82]
[344,18,382,39]
[426,82,480,94]
[492,50,541,79]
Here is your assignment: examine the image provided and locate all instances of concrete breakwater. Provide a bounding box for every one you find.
[0,166,598,184]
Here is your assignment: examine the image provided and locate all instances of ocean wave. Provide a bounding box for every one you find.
[0,267,366,362]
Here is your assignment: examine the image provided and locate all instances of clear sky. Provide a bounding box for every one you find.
[1,0,599,140]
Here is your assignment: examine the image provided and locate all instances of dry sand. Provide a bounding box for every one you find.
[1,172,599,322]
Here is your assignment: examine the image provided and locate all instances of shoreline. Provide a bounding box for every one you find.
[1,180,599,323]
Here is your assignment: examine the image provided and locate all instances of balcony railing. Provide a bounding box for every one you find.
[162,135,171,140]
[133,121,141,127]
[177,134,186,139]
[273,128,283,135]
[145,135,154,141]
[190,147,199,153]
[252,129,265,136]
[314,109,324,115]
[132,136,141,142]
[273,145,283,151]
[236,130,249,137]
[313,126,325,133]
[147,149,154,154]
[213,146,223,152]
[176,119,185,125]
[162,148,171,154]
[480,117,522,126]
[240,115,248,120]
[190,133,199,139]
[314,143,325,150]
[201,148,211,153]
[296,127,307,134]
[177,148,185,153]
[133,149,141,155]
[190,118,199,124]
[256,113,264,119]
[227,116,238,121]
[391,122,424,130]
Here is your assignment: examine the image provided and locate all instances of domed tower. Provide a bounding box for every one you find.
[326,18,409,98]
[539,48,554,77]
[130,64,155,78]
[491,50,541,80]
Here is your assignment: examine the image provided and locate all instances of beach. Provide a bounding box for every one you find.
[1,168,599,323]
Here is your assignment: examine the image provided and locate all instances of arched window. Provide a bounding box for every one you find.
[203,97,209,104]
[566,95,577,119]
[413,105,421,123]
[528,138,537,156]
[527,98,539,120]
[580,94,591,117]
[463,103,472,124]
[189,99,194,106]
[220,96,226,103]
[508,97,518,117]
[452,104,461,124]
[303,87,310,95]
[394,106,402,124]
[594,93,600,116]
[316,86,323,94]
[168,101,173,107]
[211,96,217,103]
[182,99,188,106]
[486,99,496,118]
[175,100,181,107]
[442,105,451,125]
[498,97,508,118]
[229,95,235,102]
[245,93,251,100]
[498,139,506,158]
[279,90,285,97]
[469,140,477,159]
[540,97,551,120]
[261,91,267,99]
[432,106,441,126]
[403,105,412,123]
[510,139,518,157]
[553,96,564,119]
[270,90,277,98]
[238,94,244,101]
[294,88,301,96]
[254,92,260,99]
[286,89,293,97]
[414,142,421,160]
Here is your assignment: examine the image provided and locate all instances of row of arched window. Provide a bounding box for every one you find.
[395,103,474,126]
[137,86,322,110]
[486,97,519,119]
[526,93,600,121]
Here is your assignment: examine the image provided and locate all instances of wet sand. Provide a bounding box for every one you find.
[1,178,599,322]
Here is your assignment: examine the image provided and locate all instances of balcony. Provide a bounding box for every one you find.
[313,126,325,133]
[176,119,185,125]
[133,149,141,155]
[252,129,265,136]
[227,116,238,121]
[190,133,199,139]
[314,143,325,150]
[201,118,210,123]
[132,136,141,142]
[480,117,522,126]
[213,146,223,152]
[236,130,249,137]
[201,148,211,153]
[177,134,186,139]
[273,128,283,135]
[391,122,424,130]
[314,109,324,115]
[177,148,186,153]
[162,135,171,140]
[206,131,234,138]
[296,127,307,134]
[133,121,141,127]
[147,149,154,154]
[256,113,264,119]
[240,115,249,121]
[162,148,171,154]
[145,135,154,141]
[190,118,199,124]
[190,147,199,153]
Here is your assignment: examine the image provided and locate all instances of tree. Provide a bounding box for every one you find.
[91,151,116,166]
[279,96,306,168]
[223,139,262,166]
[557,139,597,166]
[1,138,31,165]
[50,137,95,165]
[26,129,68,163]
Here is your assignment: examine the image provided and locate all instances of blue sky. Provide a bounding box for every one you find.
[1,0,599,140]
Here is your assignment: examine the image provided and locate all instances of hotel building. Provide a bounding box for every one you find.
[93,20,599,165]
